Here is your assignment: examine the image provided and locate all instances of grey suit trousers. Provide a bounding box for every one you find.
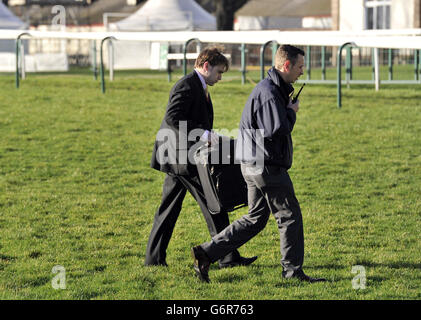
[201,164,305,278]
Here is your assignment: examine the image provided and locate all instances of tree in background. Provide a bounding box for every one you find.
[196,0,249,30]
[215,0,248,30]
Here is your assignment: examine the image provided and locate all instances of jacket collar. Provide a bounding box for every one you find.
[191,70,212,108]
[267,67,294,97]
[194,69,207,90]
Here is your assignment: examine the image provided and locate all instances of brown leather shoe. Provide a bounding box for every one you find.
[191,246,211,283]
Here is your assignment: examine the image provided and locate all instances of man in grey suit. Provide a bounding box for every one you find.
[192,45,326,283]
[146,47,257,268]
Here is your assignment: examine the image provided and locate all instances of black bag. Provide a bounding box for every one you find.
[194,138,248,215]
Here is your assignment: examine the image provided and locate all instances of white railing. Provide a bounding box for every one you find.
[1,29,421,49]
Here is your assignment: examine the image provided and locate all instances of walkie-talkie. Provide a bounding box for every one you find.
[292,83,305,104]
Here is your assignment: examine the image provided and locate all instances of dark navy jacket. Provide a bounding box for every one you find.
[235,67,296,169]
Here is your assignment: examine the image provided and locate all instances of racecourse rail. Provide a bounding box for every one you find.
[1,29,421,107]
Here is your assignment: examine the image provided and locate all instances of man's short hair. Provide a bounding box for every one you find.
[275,44,305,69]
[194,46,229,72]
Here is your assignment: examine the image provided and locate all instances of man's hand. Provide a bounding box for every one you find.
[208,131,220,146]
[201,130,220,146]
[287,99,299,113]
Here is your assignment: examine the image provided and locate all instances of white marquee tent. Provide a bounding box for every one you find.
[110,0,216,31]
[0,2,26,30]
[108,0,216,69]
[0,2,26,52]
[0,3,27,71]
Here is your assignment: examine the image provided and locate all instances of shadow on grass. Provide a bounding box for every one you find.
[304,261,421,271]
[214,273,248,283]
[356,261,421,270]
[250,260,421,285]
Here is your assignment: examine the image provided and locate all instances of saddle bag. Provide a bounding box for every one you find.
[194,139,248,215]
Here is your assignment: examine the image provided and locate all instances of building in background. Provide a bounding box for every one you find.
[6,0,141,26]
[332,0,421,31]
[329,0,421,71]
[234,0,332,31]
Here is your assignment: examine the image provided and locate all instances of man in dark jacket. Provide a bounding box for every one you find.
[192,45,326,283]
[146,47,257,268]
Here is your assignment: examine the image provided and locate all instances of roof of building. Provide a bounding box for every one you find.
[236,0,331,18]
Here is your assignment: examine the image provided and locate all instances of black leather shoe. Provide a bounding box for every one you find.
[191,246,211,283]
[219,256,258,269]
[287,272,327,283]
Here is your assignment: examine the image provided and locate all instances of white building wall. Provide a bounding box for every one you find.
[391,0,414,29]
[235,16,302,30]
[302,17,332,29]
[339,0,365,31]
[339,0,416,31]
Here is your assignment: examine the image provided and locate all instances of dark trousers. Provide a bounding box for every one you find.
[201,164,304,278]
[145,172,241,266]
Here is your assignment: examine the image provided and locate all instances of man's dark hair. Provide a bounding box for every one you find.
[194,46,229,72]
[275,44,305,69]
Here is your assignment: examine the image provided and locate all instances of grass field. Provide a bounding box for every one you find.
[0,67,420,300]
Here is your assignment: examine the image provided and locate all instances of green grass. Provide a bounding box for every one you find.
[0,67,420,300]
